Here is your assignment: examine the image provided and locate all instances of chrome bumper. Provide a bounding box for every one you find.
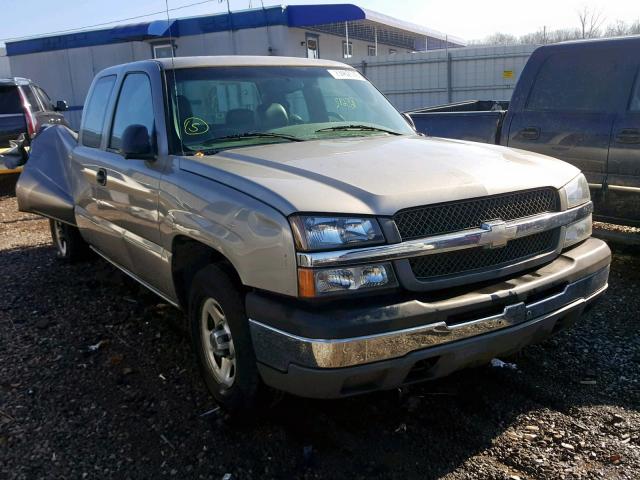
[249,263,609,370]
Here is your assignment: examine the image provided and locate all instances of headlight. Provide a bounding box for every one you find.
[562,173,590,209]
[563,214,592,248]
[290,215,385,251]
[297,263,397,297]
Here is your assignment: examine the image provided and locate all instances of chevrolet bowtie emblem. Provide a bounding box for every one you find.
[480,219,517,249]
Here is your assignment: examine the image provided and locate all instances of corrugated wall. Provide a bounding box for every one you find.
[350,44,537,111]
[0,48,11,77]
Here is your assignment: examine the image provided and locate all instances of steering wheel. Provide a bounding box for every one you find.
[327,112,346,122]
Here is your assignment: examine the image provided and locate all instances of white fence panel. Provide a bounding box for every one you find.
[350,44,537,111]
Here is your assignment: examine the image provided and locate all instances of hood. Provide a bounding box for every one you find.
[179,135,580,216]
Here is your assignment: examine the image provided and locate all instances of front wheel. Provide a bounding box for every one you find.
[49,219,90,262]
[189,264,275,413]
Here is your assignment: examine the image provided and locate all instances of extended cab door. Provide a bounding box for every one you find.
[603,70,640,225]
[95,66,169,286]
[506,47,634,186]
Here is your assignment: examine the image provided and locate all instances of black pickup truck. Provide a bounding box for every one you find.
[408,37,640,227]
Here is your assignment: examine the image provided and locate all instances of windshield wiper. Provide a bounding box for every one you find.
[200,132,304,146]
[315,124,402,135]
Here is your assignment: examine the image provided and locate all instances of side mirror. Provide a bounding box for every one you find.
[402,112,417,131]
[55,100,68,112]
[121,124,154,160]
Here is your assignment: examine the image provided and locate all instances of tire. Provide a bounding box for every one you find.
[49,219,90,262]
[189,264,274,413]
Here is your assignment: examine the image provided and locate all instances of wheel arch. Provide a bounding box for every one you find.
[171,234,244,310]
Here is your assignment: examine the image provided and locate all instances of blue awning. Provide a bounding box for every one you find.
[286,4,366,27]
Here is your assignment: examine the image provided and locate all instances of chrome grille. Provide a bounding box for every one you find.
[409,229,559,280]
[394,188,560,241]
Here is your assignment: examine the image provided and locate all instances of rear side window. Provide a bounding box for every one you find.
[21,86,42,112]
[81,75,116,148]
[527,51,628,112]
[0,86,22,114]
[109,73,154,150]
[35,86,54,111]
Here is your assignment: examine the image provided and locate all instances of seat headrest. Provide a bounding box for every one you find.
[260,103,288,130]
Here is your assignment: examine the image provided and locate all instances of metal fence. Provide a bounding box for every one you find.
[349,44,537,112]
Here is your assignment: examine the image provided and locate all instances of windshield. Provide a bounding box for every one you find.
[166,66,414,154]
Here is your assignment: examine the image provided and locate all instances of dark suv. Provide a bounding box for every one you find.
[0,77,68,155]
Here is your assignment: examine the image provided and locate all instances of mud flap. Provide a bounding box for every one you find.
[15,125,78,225]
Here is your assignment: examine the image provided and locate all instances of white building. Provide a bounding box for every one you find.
[5,3,464,128]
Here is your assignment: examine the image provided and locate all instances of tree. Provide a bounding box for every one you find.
[578,6,605,39]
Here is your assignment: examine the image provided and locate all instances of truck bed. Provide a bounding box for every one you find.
[407,100,507,144]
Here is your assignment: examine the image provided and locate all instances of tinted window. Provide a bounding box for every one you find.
[81,75,116,148]
[527,51,628,112]
[109,73,154,150]
[22,86,41,112]
[0,86,22,114]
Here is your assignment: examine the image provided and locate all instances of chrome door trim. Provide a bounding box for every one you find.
[297,202,593,268]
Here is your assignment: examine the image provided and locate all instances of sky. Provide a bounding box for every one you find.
[0,0,639,46]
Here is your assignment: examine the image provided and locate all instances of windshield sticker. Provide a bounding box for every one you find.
[327,69,365,81]
[184,117,209,135]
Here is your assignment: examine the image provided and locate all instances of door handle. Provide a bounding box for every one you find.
[519,127,540,140]
[96,168,107,186]
[615,128,640,144]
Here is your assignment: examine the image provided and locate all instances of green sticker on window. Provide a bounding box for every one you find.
[184,117,209,135]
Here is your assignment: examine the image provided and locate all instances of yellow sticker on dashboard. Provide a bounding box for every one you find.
[184,117,209,135]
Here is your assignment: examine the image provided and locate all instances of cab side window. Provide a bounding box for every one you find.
[81,75,117,148]
[527,51,626,112]
[109,73,154,151]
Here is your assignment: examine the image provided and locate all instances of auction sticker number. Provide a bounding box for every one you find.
[335,97,357,109]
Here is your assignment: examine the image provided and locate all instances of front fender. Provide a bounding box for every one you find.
[160,168,298,297]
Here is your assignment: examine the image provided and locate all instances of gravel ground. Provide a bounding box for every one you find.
[1,173,639,480]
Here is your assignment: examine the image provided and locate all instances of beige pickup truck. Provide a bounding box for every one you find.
[14,56,610,412]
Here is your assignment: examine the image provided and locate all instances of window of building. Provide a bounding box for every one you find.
[527,51,628,112]
[342,41,353,59]
[109,73,154,150]
[367,45,376,56]
[306,34,319,59]
[81,75,116,148]
[153,44,174,59]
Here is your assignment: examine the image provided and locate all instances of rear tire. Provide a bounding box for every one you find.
[49,219,90,262]
[189,264,275,414]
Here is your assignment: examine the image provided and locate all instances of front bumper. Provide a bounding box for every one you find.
[248,238,611,398]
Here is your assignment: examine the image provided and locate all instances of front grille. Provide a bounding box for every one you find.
[394,188,559,241]
[409,229,558,280]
